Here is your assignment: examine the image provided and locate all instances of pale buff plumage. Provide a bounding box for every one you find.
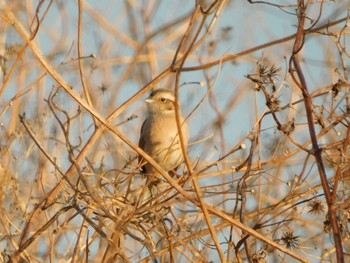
[138,89,189,183]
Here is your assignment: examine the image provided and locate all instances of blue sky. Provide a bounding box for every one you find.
[1,0,349,261]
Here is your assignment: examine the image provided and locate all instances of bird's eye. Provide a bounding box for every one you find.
[160,98,167,102]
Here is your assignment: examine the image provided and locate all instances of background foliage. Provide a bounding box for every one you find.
[0,0,349,262]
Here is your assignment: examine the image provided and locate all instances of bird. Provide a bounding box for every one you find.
[138,89,189,185]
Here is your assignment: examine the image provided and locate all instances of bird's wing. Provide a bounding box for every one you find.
[138,119,147,172]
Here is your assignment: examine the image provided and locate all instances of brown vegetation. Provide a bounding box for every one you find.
[0,0,349,262]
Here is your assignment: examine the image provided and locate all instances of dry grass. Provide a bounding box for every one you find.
[0,0,349,262]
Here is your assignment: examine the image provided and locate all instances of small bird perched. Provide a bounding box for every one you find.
[138,89,189,184]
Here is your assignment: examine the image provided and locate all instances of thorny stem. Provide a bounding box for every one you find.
[289,1,344,262]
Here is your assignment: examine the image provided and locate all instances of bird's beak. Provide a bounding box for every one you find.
[145,98,154,103]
